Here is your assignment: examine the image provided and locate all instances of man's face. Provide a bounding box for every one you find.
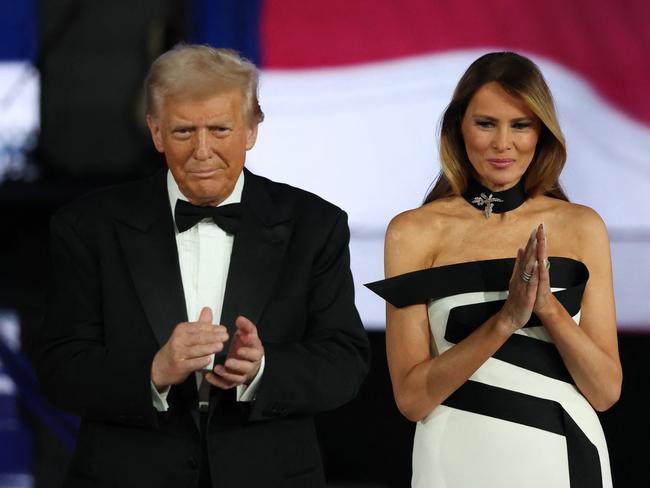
[147,90,258,206]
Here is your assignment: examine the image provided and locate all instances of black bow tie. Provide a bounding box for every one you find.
[174,200,243,234]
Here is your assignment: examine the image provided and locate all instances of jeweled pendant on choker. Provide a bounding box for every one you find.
[462,178,527,218]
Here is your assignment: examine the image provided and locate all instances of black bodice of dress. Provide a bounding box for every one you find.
[366,256,588,310]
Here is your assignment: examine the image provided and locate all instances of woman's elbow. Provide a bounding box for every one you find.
[597,388,622,412]
[394,392,436,422]
[592,396,618,412]
[591,375,622,412]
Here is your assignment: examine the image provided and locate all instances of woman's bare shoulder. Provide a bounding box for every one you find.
[387,197,462,240]
[531,196,605,228]
[567,204,610,260]
[546,199,607,235]
[533,197,610,261]
[385,197,464,274]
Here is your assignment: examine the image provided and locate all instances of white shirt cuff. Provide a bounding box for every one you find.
[151,382,171,412]
[236,355,265,402]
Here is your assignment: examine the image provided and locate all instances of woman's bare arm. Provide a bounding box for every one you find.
[534,209,622,411]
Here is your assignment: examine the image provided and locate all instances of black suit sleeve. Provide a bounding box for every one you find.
[249,210,370,420]
[37,211,158,427]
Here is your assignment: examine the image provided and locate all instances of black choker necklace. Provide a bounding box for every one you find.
[462,178,527,218]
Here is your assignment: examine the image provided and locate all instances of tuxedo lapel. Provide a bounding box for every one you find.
[219,169,293,354]
[113,171,188,348]
[114,172,200,422]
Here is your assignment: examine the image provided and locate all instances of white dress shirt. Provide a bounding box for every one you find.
[151,170,265,411]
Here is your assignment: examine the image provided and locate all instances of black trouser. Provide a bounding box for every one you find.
[198,411,212,488]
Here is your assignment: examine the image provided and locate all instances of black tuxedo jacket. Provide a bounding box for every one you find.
[37,168,370,488]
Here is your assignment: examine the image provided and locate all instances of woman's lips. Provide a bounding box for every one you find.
[487,158,515,168]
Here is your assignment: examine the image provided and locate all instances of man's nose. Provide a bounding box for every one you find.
[194,129,211,160]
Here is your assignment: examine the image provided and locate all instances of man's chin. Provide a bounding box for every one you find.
[183,184,233,206]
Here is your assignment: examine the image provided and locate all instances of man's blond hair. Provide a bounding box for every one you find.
[145,44,264,125]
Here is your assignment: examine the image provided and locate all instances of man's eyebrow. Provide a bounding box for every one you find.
[171,123,195,130]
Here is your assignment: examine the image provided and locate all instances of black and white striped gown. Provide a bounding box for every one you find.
[367,257,612,488]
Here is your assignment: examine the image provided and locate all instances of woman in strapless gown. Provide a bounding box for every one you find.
[366,52,621,488]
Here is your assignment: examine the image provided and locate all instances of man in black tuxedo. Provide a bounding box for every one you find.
[37,45,370,487]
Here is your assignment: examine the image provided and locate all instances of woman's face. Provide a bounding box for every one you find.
[461,82,541,192]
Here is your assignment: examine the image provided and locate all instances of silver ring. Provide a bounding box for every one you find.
[521,269,533,283]
[544,259,550,270]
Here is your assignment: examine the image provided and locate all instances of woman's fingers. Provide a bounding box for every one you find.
[511,247,524,284]
[504,228,545,331]
[536,223,547,261]
[537,223,550,286]
[529,261,539,286]
[515,229,537,282]
[524,229,538,261]
[520,263,534,286]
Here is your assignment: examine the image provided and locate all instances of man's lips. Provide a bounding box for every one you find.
[187,168,224,178]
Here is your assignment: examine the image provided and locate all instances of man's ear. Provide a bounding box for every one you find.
[146,115,165,153]
[245,123,259,151]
